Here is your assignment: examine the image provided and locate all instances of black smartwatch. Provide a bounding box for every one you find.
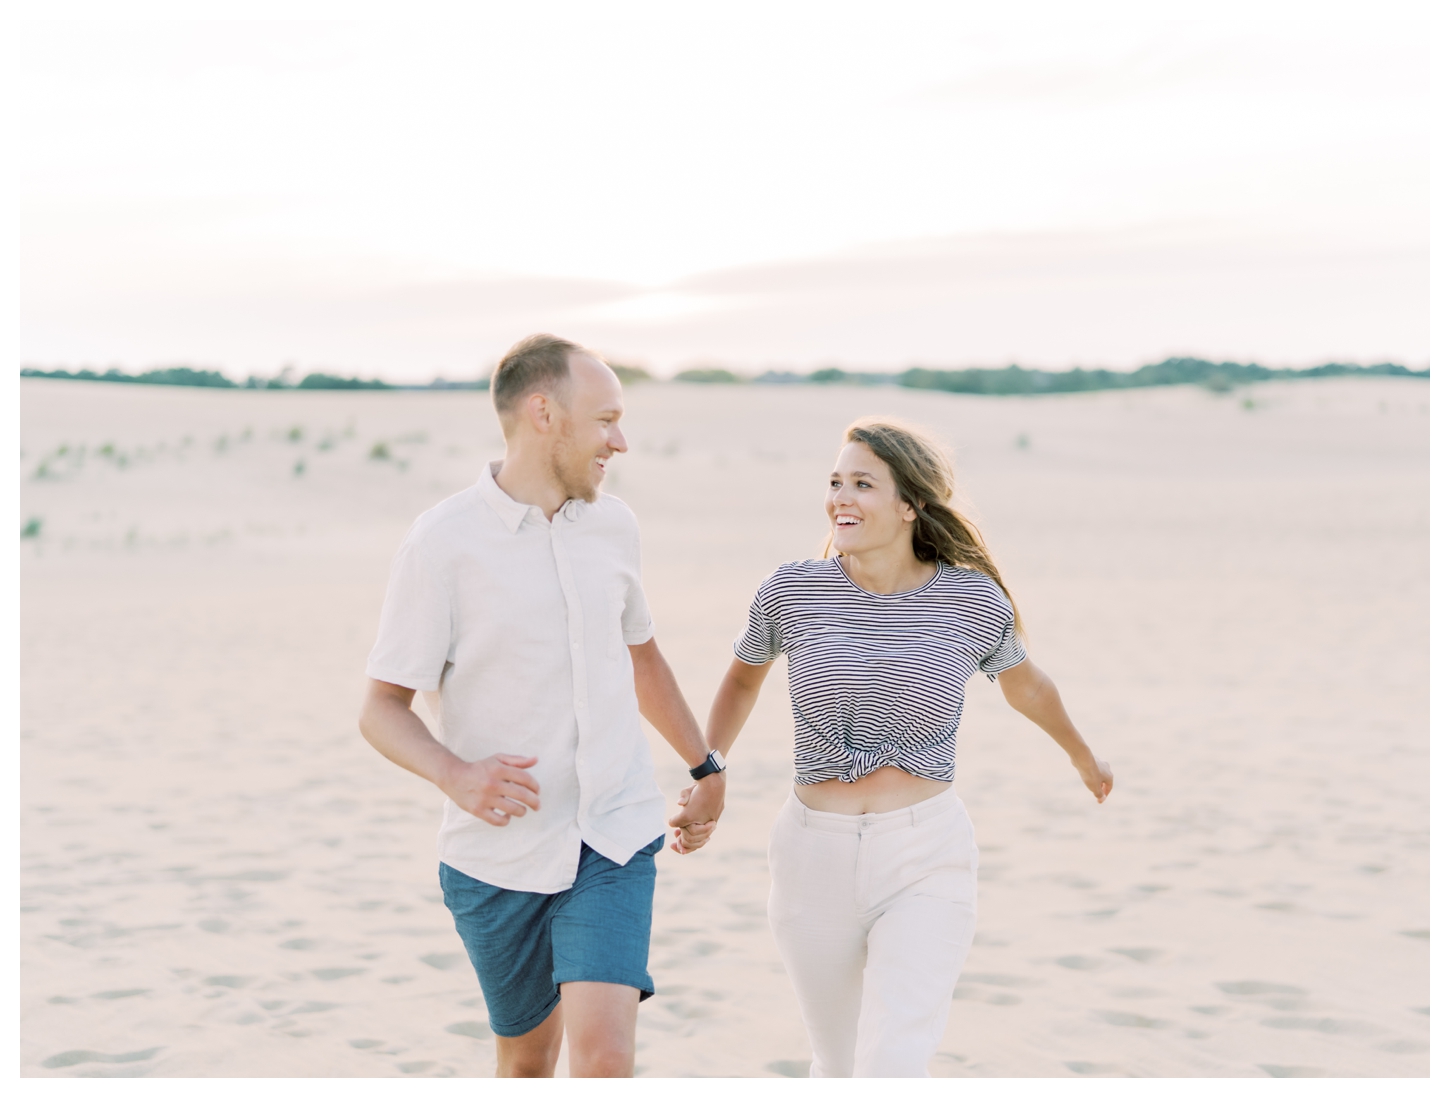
[689,749,727,781]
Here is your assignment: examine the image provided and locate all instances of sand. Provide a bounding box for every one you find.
[18,375,1429,1078]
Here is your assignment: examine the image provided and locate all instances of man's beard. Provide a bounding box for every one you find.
[549,427,599,503]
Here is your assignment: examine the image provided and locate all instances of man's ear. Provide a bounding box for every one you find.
[522,391,553,434]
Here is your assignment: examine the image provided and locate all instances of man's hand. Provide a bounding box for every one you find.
[439,753,542,826]
[667,772,724,854]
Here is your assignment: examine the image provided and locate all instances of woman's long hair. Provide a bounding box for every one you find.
[827,417,1024,635]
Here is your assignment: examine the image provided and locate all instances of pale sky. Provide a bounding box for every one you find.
[17,12,1432,380]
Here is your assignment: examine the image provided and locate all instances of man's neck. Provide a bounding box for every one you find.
[493,451,568,521]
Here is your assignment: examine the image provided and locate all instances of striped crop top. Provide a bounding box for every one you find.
[732,556,1027,785]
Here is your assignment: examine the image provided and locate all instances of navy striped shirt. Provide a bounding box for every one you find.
[733,556,1027,785]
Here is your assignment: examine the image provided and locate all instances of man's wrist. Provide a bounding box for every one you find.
[433,750,468,792]
[688,748,727,781]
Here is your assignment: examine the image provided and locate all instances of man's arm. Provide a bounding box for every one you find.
[628,639,724,854]
[358,678,542,824]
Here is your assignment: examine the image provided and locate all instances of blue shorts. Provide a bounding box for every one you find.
[439,837,663,1038]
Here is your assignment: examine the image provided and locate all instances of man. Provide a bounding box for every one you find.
[358,334,725,1078]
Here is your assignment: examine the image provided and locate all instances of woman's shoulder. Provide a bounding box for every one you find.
[755,557,840,597]
[937,565,1013,613]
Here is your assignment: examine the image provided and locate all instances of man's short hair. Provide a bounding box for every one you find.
[491,334,583,418]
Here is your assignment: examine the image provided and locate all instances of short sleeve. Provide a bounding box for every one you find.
[621,525,655,645]
[980,614,1027,682]
[365,527,453,692]
[732,579,783,665]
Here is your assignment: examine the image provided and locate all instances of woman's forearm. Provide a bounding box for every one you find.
[1014,676,1094,765]
[998,658,1094,764]
[1005,664,1114,802]
[706,659,770,756]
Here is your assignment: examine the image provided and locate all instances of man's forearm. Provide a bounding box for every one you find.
[630,641,709,765]
[359,689,461,788]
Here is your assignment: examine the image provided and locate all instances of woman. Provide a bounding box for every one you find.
[699,417,1113,1078]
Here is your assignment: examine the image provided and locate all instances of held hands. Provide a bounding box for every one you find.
[441,753,542,826]
[667,772,725,855]
[1076,756,1114,803]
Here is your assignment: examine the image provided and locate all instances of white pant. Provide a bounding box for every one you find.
[767,788,978,1078]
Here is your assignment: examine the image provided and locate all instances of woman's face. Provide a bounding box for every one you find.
[826,441,918,556]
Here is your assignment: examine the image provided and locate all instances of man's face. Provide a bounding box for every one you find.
[549,353,628,502]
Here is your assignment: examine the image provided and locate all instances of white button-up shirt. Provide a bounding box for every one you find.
[366,462,665,893]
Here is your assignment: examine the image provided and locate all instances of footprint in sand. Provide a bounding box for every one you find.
[349,1039,385,1049]
[1108,948,1163,963]
[1216,980,1305,997]
[1376,1040,1428,1055]
[203,975,253,988]
[444,1021,490,1040]
[398,1061,437,1074]
[285,1001,339,1016]
[1096,1011,1170,1029]
[419,952,468,970]
[92,988,149,999]
[1259,1065,1329,1077]
[767,1060,811,1077]
[1065,1061,1125,1076]
[1056,955,1106,971]
[1260,1016,1377,1036]
[42,1047,164,1070]
[960,972,1036,987]
[311,967,367,981]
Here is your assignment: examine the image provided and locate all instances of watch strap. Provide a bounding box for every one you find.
[689,749,726,781]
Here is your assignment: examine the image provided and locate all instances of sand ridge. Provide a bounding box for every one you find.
[19,376,1429,1077]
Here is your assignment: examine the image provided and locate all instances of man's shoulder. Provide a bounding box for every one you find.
[583,492,641,535]
[403,483,489,547]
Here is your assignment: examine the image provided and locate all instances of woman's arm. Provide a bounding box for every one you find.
[672,657,773,827]
[996,656,1113,803]
[707,657,773,756]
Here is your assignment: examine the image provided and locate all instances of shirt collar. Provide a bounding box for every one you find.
[477,461,531,533]
[476,460,586,532]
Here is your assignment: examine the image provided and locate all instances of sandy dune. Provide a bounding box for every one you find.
[19,375,1429,1077]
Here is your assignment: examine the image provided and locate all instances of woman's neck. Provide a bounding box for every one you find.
[838,546,938,594]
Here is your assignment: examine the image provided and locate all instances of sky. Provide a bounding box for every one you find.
[16,12,1433,381]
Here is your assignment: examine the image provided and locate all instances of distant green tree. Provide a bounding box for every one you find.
[674,368,741,384]
[608,363,653,384]
[808,367,848,383]
[297,372,393,390]
[20,365,236,387]
[133,366,237,387]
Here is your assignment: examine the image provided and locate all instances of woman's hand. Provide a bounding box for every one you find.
[667,774,724,854]
[1075,756,1114,803]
